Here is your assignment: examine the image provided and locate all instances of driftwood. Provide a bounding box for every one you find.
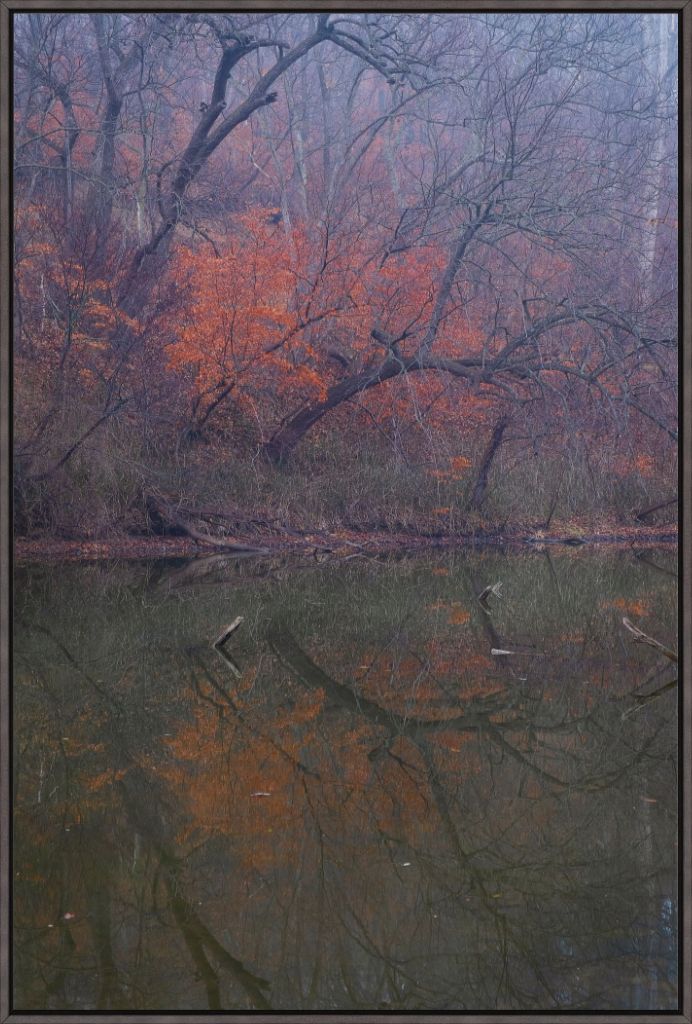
[622,617,677,663]
[213,616,244,649]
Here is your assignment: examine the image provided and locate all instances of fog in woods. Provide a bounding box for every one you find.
[13,11,677,539]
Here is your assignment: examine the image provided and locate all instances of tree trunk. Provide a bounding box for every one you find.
[262,303,651,465]
[263,354,481,463]
[263,358,403,462]
[467,415,509,510]
[639,13,676,306]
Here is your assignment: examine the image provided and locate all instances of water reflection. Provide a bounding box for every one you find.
[13,548,678,1011]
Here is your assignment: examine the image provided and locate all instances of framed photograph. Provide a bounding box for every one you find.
[1,2,689,1021]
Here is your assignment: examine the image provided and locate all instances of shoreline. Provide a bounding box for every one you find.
[14,523,678,565]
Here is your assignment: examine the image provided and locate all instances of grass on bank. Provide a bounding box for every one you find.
[13,408,678,541]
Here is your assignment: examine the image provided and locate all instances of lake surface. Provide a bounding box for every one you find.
[13,547,678,1012]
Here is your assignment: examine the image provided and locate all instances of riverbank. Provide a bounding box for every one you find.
[14,520,678,564]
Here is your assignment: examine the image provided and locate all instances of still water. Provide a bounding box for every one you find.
[13,547,678,1012]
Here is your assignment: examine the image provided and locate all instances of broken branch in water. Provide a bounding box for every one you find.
[478,581,502,610]
[621,677,677,719]
[214,644,243,678]
[622,617,677,663]
[213,615,244,649]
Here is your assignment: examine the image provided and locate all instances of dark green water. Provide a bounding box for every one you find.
[13,547,678,1012]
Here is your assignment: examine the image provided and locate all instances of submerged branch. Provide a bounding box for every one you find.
[622,617,677,663]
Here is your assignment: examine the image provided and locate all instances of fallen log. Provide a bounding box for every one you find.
[146,495,270,553]
[181,518,270,553]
